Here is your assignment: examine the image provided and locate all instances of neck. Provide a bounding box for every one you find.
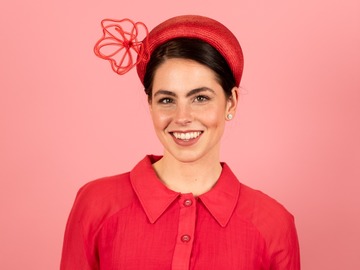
[152,152,222,196]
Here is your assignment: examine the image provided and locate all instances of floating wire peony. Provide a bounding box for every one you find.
[94,19,149,75]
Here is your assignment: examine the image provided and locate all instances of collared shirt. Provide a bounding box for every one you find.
[61,155,300,270]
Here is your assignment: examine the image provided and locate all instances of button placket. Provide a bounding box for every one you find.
[171,194,197,270]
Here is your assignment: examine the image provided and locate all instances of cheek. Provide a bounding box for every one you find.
[150,109,172,129]
[197,106,225,126]
[205,114,224,128]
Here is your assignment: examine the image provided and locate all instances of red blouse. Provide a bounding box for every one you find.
[61,155,300,269]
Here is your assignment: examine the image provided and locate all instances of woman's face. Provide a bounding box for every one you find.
[149,58,238,163]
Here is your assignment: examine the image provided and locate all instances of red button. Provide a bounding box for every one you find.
[183,199,193,207]
[181,235,191,242]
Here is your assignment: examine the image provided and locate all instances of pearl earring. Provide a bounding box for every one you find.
[227,114,233,120]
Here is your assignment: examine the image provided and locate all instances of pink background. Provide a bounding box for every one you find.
[1,0,359,269]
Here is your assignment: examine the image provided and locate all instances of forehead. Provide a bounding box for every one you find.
[152,58,220,93]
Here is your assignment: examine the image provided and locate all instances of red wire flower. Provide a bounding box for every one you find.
[94,19,149,75]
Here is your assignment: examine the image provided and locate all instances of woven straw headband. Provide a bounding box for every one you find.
[94,15,244,87]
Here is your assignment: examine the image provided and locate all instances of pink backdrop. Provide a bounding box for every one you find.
[1,0,359,269]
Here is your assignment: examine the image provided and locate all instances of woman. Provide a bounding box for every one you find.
[61,15,300,269]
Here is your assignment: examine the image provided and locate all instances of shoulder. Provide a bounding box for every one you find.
[69,156,157,229]
[75,172,135,213]
[239,183,294,218]
[69,172,136,230]
[61,172,137,267]
[237,183,296,238]
[237,184,300,268]
[78,172,133,201]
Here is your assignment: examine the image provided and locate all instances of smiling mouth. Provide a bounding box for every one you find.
[171,131,202,141]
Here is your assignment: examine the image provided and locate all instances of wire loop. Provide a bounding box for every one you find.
[94,19,149,75]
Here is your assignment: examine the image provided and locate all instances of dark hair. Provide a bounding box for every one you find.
[143,38,236,101]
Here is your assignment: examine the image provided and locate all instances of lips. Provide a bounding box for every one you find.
[172,131,202,140]
[169,131,203,145]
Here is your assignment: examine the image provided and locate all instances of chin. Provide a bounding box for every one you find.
[166,148,215,164]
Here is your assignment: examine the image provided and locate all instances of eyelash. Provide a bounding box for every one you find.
[194,95,210,102]
[157,95,210,105]
[158,98,174,104]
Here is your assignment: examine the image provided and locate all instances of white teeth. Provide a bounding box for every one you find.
[173,132,201,140]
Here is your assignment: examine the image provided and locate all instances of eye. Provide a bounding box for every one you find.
[194,95,210,103]
[158,97,174,104]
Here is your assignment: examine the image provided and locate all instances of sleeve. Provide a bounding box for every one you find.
[60,185,100,270]
[270,215,301,270]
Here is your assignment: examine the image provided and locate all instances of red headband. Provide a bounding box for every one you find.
[94,15,244,86]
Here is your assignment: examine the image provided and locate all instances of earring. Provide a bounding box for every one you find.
[227,114,233,120]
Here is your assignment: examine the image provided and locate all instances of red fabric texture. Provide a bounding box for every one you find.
[136,15,244,87]
[60,155,300,269]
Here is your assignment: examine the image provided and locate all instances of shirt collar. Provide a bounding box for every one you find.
[130,155,241,227]
[198,163,241,227]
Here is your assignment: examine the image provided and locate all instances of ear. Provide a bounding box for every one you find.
[225,87,239,120]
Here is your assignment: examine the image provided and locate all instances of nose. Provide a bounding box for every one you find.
[174,103,193,125]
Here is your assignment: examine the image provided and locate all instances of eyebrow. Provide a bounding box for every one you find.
[153,87,215,98]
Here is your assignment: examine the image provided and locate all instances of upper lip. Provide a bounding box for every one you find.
[170,130,203,140]
[169,129,202,133]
